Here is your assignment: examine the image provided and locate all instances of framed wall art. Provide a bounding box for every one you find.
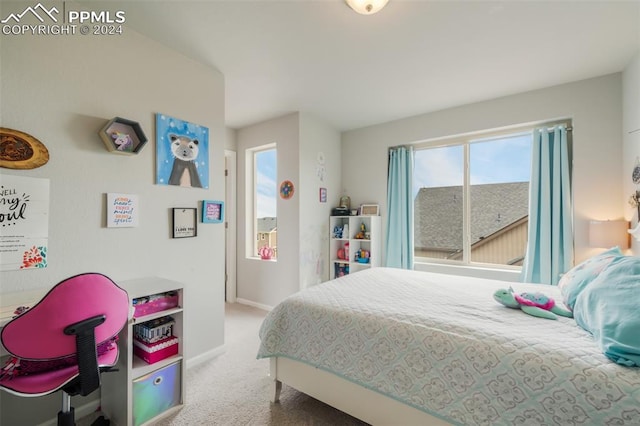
[156,113,209,189]
[319,188,327,203]
[0,175,50,270]
[172,208,197,238]
[106,193,139,228]
[98,117,148,155]
[280,180,294,200]
[202,200,224,223]
[360,204,379,216]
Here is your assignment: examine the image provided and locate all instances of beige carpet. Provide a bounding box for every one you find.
[77,303,368,426]
[151,302,368,426]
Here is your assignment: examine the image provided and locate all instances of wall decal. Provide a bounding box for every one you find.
[316,151,326,182]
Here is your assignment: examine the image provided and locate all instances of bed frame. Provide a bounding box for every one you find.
[269,357,451,425]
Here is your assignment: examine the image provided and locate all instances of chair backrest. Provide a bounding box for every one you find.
[1,273,129,360]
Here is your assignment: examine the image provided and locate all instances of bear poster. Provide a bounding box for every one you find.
[156,113,209,189]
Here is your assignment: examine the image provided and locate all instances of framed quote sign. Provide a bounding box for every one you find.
[172,208,197,238]
[202,200,224,223]
[360,204,379,216]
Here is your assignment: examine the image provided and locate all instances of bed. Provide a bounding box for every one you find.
[257,266,640,426]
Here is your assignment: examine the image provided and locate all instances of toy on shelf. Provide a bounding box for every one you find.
[334,263,349,277]
[355,249,370,263]
[259,246,274,260]
[333,223,350,239]
[111,131,134,152]
[337,245,348,260]
[355,222,367,239]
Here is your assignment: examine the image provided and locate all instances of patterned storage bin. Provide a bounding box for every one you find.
[133,336,178,364]
[134,316,174,343]
[132,291,179,318]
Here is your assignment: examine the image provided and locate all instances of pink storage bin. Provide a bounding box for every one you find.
[132,292,179,318]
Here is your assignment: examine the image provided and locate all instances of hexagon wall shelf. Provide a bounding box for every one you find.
[99,117,148,155]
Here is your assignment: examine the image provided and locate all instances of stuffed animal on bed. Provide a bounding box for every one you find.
[493,287,573,320]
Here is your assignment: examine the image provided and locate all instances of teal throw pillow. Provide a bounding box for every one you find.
[558,246,623,310]
[573,255,640,366]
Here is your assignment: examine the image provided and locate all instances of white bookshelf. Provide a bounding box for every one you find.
[330,215,381,279]
[101,277,185,426]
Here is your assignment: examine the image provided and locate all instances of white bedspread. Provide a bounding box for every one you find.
[258,267,640,425]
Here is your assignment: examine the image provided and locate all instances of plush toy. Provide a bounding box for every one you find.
[493,287,573,320]
[111,131,133,152]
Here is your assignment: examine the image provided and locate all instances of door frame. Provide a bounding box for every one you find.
[225,150,237,303]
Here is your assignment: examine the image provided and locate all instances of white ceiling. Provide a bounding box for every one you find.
[109,0,639,131]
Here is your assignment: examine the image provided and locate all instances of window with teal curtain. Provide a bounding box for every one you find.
[521,125,573,284]
[385,146,414,269]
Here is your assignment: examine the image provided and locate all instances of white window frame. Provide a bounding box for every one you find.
[245,143,277,259]
[412,120,570,271]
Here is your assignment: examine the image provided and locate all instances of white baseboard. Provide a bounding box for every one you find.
[186,344,226,369]
[236,298,273,312]
[36,399,101,426]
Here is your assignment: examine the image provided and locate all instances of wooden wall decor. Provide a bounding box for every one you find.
[0,127,49,169]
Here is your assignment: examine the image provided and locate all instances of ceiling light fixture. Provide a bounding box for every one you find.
[345,0,389,15]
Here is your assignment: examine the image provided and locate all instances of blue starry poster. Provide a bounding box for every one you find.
[156,113,209,189]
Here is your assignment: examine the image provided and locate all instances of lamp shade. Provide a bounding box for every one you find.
[589,220,630,249]
[345,0,389,15]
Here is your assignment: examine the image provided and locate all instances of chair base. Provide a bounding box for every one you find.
[91,416,110,426]
[57,409,113,426]
[57,406,74,426]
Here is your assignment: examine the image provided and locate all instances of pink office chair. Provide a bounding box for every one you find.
[0,273,129,426]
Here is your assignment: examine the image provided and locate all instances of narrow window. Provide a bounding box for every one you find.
[247,144,277,259]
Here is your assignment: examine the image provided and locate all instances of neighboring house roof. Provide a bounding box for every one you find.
[257,217,277,233]
[414,182,529,250]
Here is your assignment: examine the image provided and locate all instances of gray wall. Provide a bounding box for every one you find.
[236,113,302,308]
[235,112,341,309]
[1,20,226,425]
[299,113,342,287]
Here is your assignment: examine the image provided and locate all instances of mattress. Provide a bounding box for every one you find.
[257,267,640,425]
